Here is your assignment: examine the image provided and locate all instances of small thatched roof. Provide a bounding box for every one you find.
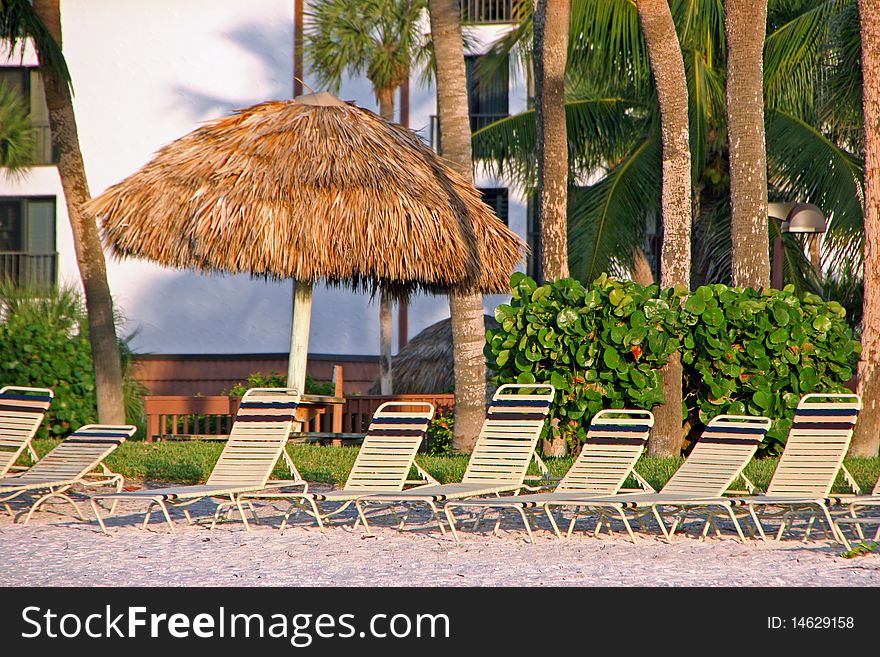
[87,92,524,296]
[369,314,500,394]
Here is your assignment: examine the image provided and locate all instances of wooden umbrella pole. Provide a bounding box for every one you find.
[287,279,313,393]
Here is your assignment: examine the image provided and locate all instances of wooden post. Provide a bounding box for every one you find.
[287,280,313,394]
[331,365,344,441]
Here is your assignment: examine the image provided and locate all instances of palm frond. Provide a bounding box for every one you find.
[684,46,727,177]
[765,107,864,269]
[763,0,839,118]
[568,133,662,282]
[471,97,648,191]
[0,83,35,171]
[0,0,71,89]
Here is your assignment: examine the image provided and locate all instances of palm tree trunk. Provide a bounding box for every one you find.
[636,0,691,457]
[852,0,880,457]
[377,86,396,395]
[427,0,487,452]
[534,0,570,281]
[725,0,771,290]
[33,0,126,424]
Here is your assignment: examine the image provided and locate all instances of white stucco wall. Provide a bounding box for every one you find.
[0,1,527,356]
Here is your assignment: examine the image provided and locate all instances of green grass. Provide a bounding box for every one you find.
[26,439,880,492]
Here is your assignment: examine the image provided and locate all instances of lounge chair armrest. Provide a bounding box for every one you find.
[631,469,656,494]
[840,465,862,495]
[412,460,439,486]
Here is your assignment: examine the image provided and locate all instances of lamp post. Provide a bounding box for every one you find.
[768,202,827,289]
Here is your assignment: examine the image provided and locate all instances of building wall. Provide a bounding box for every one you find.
[0,0,526,359]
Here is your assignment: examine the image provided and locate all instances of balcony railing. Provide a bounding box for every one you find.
[429,113,508,152]
[460,0,517,24]
[0,252,58,286]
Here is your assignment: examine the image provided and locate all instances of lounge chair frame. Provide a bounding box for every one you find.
[720,393,862,544]
[240,401,436,530]
[0,386,53,477]
[0,424,134,523]
[352,383,555,535]
[90,388,303,534]
[539,414,772,543]
[442,408,655,543]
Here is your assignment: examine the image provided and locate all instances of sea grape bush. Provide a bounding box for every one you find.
[681,284,860,453]
[487,274,860,454]
[486,273,681,446]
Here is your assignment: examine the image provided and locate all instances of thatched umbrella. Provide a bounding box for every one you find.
[368,315,500,394]
[86,92,524,391]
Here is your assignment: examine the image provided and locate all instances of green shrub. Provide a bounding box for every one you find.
[487,274,860,454]
[224,371,335,397]
[0,282,146,437]
[426,411,454,454]
[486,273,681,447]
[682,284,859,453]
[0,283,96,436]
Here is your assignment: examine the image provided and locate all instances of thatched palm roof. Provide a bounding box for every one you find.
[87,92,524,296]
[368,314,500,394]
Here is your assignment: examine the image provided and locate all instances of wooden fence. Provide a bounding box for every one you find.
[143,393,455,442]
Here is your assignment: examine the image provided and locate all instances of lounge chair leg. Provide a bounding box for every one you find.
[818,504,844,545]
[233,497,251,531]
[23,493,84,525]
[775,516,788,541]
[143,503,155,529]
[2,502,13,518]
[492,510,504,537]
[747,506,767,541]
[444,506,460,543]
[355,502,373,535]
[669,514,682,537]
[726,506,747,543]
[427,501,446,535]
[472,508,489,530]
[308,498,325,531]
[397,510,411,531]
[182,509,194,525]
[249,501,262,525]
[652,507,671,542]
[544,506,562,539]
[567,513,580,539]
[804,515,816,542]
[851,509,866,541]
[617,509,637,544]
[157,501,176,535]
[515,507,535,544]
[90,499,109,535]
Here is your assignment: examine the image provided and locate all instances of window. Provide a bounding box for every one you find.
[465,54,509,132]
[0,197,57,286]
[479,187,508,225]
[0,66,55,165]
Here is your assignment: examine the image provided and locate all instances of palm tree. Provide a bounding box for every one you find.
[0,84,36,170]
[474,0,866,294]
[852,0,880,457]
[534,0,570,281]
[1,0,126,423]
[725,0,771,290]
[306,0,429,395]
[635,0,692,457]
[427,0,488,452]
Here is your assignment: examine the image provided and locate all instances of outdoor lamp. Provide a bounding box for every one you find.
[768,202,827,289]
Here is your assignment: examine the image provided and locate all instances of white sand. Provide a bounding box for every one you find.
[1,491,878,587]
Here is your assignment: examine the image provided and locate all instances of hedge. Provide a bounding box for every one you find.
[486,274,860,454]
